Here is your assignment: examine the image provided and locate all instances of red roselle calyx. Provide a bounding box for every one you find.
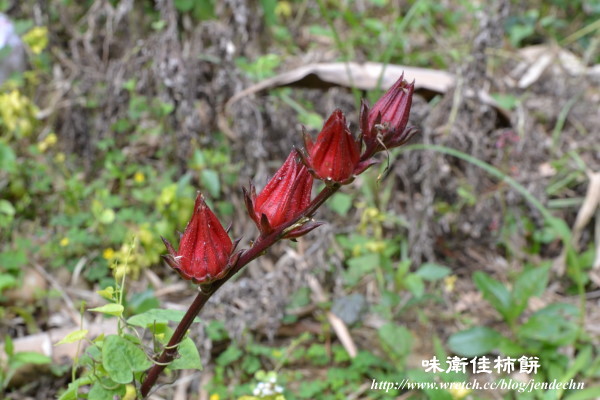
[162,193,238,284]
[360,74,417,157]
[244,151,321,238]
[141,73,417,398]
[301,109,374,184]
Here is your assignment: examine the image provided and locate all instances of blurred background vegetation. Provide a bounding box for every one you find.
[0,0,599,399]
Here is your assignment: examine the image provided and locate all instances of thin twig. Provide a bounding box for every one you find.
[33,262,86,327]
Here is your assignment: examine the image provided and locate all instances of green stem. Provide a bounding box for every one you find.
[398,144,586,331]
[375,0,422,92]
[314,0,361,106]
[400,144,555,221]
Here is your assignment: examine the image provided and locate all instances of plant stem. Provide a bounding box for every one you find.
[140,184,339,397]
[139,290,212,397]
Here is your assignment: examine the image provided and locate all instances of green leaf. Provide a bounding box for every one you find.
[127,308,200,328]
[298,111,324,131]
[0,141,16,173]
[490,93,519,110]
[241,355,261,374]
[102,335,152,384]
[0,199,15,216]
[216,345,243,366]
[55,329,88,346]
[343,253,379,286]
[88,379,125,400]
[472,271,512,322]
[174,0,194,12]
[146,324,202,370]
[404,274,425,298]
[0,248,27,271]
[201,169,220,198]
[423,388,453,400]
[447,327,501,357]
[170,337,202,370]
[11,351,51,365]
[4,335,13,357]
[517,303,579,346]
[547,216,572,243]
[508,23,535,47]
[378,322,412,357]
[89,303,124,317]
[57,376,94,400]
[259,0,277,26]
[328,192,353,216]
[511,264,550,319]
[205,321,229,341]
[415,263,451,281]
[560,345,592,387]
[98,208,116,224]
[394,259,411,286]
[128,289,160,314]
[368,0,389,7]
[306,343,329,366]
[564,387,600,400]
[97,286,115,301]
[0,273,17,293]
[57,386,77,400]
[192,0,215,20]
[497,336,527,357]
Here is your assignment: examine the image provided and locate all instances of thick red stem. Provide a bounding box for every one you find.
[140,184,338,397]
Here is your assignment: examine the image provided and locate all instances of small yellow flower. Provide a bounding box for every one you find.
[102,248,115,260]
[137,225,153,246]
[210,394,220,400]
[122,384,137,400]
[271,349,282,358]
[134,171,145,183]
[113,264,129,280]
[45,133,57,145]
[0,89,38,137]
[365,207,380,219]
[444,275,457,293]
[23,26,48,54]
[6,90,22,109]
[365,240,386,253]
[59,238,69,246]
[449,385,471,400]
[18,119,32,135]
[55,152,66,163]
[97,286,115,300]
[275,1,292,18]
[351,244,362,257]
[38,133,57,153]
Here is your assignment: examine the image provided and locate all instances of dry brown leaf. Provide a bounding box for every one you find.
[0,321,117,364]
[554,171,600,277]
[306,275,358,358]
[224,62,512,123]
[0,320,117,386]
[226,62,455,109]
[573,172,600,246]
[515,45,600,89]
[518,53,554,89]
[595,207,600,270]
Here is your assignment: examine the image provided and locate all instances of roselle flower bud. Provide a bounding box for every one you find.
[360,74,417,156]
[301,109,374,184]
[244,151,319,238]
[162,193,235,284]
